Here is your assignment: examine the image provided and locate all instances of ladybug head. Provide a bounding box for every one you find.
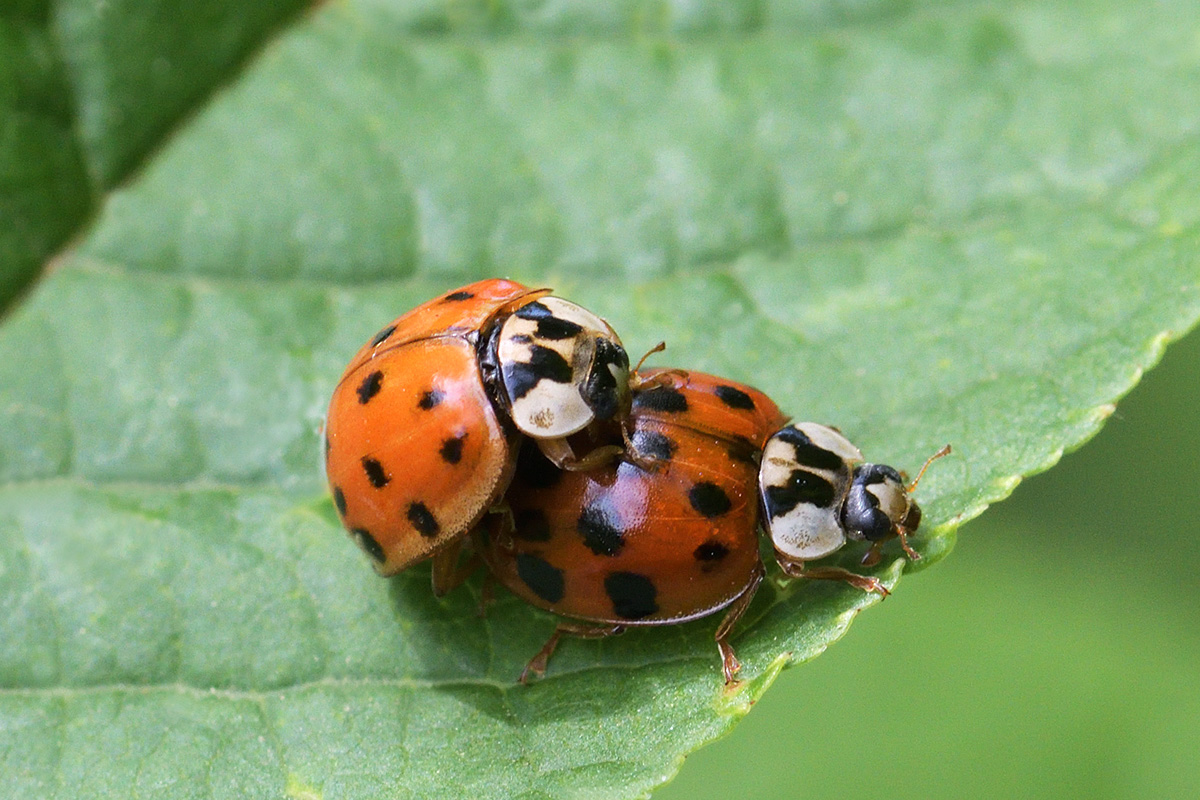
[841,442,949,561]
[581,335,632,422]
[840,464,916,543]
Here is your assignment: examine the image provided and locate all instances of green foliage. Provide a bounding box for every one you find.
[2,1,1199,798]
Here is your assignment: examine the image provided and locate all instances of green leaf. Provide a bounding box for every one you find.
[3,1,1200,798]
[0,0,309,309]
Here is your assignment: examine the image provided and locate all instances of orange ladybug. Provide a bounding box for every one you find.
[475,368,788,684]
[325,279,632,586]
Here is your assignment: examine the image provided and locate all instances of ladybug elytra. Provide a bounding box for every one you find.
[475,368,787,684]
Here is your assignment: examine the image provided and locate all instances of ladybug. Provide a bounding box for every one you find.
[324,279,633,586]
[759,422,951,594]
[475,368,788,684]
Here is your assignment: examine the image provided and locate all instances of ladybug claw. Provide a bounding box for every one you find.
[897,529,922,561]
[475,574,496,618]
[518,661,546,685]
[620,422,669,473]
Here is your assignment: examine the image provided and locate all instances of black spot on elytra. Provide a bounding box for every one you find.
[631,430,676,462]
[583,337,629,421]
[361,457,389,488]
[605,571,658,620]
[714,385,756,411]
[324,433,332,461]
[439,433,467,465]
[764,470,837,518]
[515,439,563,489]
[350,527,386,564]
[333,487,347,517]
[773,426,847,473]
[370,324,397,347]
[356,371,383,404]
[418,389,443,410]
[516,553,565,603]
[577,504,625,557]
[726,436,759,466]
[407,502,440,538]
[694,539,730,563]
[443,290,474,302]
[513,508,553,542]
[503,345,574,400]
[632,385,688,414]
[689,481,732,518]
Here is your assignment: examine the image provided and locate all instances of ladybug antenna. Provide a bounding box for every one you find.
[633,341,667,373]
[906,444,952,494]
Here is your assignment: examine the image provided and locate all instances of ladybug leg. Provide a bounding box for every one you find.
[617,424,665,472]
[534,435,576,468]
[890,443,949,563]
[895,527,921,561]
[714,562,765,685]
[860,541,884,567]
[430,539,482,598]
[536,436,624,472]
[782,560,891,597]
[486,501,516,551]
[860,530,919,565]
[470,510,509,615]
[476,572,496,618]
[520,623,625,685]
[562,445,626,472]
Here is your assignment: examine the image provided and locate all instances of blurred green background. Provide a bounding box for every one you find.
[657,325,1200,799]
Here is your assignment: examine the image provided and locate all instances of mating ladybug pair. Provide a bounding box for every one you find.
[324,279,948,684]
